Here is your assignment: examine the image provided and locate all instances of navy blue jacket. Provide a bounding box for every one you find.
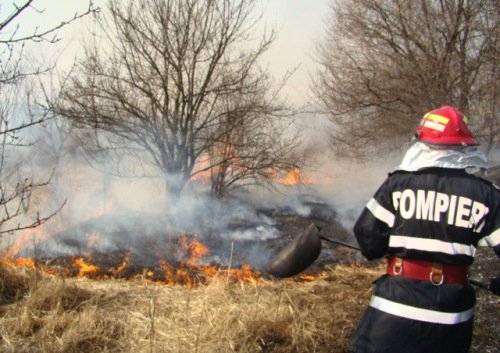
[351,167,499,353]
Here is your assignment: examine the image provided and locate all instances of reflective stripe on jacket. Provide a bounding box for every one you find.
[351,167,499,353]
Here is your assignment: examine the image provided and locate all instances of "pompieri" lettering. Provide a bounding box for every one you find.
[392,189,488,232]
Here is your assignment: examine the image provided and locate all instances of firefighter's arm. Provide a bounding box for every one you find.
[353,207,390,260]
[353,179,395,261]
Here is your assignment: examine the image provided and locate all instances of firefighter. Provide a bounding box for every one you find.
[350,106,499,353]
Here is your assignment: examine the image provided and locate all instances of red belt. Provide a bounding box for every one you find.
[386,256,468,285]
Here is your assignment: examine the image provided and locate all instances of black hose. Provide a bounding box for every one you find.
[319,235,360,250]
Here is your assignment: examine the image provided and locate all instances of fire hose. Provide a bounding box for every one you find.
[267,223,494,291]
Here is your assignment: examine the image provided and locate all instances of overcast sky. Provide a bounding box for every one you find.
[260,0,330,104]
[4,0,330,105]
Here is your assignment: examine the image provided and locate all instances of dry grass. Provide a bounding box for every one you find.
[0,260,497,353]
[0,262,381,353]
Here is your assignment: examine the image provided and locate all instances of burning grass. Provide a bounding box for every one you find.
[0,260,380,353]
[0,257,498,353]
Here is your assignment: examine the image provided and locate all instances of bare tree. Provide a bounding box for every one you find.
[313,0,499,159]
[0,1,96,236]
[202,85,300,198]
[57,0,299,201]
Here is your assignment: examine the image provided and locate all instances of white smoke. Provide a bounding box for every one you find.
[1,117,404,272]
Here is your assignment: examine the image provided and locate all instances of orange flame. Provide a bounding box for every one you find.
[110,251,131,276]
[2,230,327,286]
[0,257,36,269]
[279,168,301,185]
[178,234,210,267]
[296,271,329,282]
[190,157,212,185]
[72,257,99,278]
[278,168,335,186]
[159,260,195,287]
[226,263,262,284]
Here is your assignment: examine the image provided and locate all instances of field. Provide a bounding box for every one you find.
[1,252,498,353]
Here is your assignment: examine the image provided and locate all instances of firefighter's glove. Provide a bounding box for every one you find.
[489,277,500,296]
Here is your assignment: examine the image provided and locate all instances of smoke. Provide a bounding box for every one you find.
[2,133,287,269]
[1,117,404,273]
[314,158,400,230]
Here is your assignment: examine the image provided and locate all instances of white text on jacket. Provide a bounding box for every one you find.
[392,189,488,232]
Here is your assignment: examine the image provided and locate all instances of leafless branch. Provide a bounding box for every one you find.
[57,0,298,201]
[313,0,499,159]
[0,1,98,236]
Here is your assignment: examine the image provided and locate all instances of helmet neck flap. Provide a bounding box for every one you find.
[395,141,488,172]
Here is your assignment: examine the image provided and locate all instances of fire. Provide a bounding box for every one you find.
[6,200,113,259]
[5,221,58,258]
[277,168,335,186]
[160,260,195,287]
[190,170,212,185]
[178,234,209,267]
[0,257,36,269]
[72,257,99,278]
[14,257,36,268]
[1,227,328,286]
[110,251,131,276]
[1,251,327,286]
[296,271,329,282]
[190,156,212,185]
[227,263,261,284]
[279,168,301,185]
[1,159,335,287]
[152,235,264,286]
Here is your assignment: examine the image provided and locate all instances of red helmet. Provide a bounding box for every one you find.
[415,106,478,146]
